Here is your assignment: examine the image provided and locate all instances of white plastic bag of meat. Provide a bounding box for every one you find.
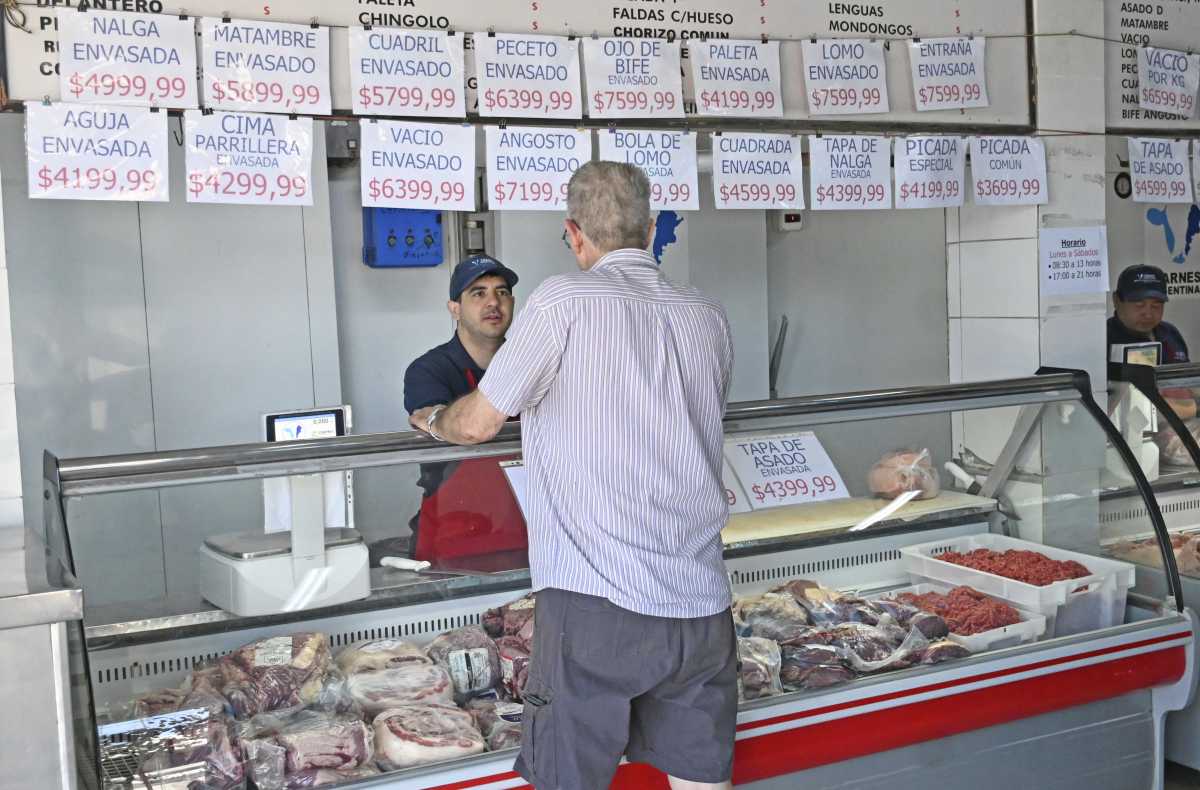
[336,638,430,675]
[737,637,783,701]
[425,626,502,702]
[868,448,941,501]
[373,704,486,769]
[240,709,373,790]
[345,663,454,714]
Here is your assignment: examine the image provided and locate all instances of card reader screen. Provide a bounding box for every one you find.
[272,413,338,442]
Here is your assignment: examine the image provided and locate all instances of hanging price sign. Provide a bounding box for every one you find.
[802,38,889,115]
[25,102,168,202]
[348,28,465,118]
[1128,137,1193,203]
[908,37,989,112]
[808,135,892,211]
[1138,46,1200,120]
[969,136,1047,206]
[361,121,475,211]
[893,136,966,210]
[200,17,331,116]
[583,37,684,119]
[690,40,783,118]
[473,33,582,120]
[57,9,198,109]
[598,129,699,211]
[723,458,752,515]
[485,126,590,211]
[724,432,849,510]
[712,133,803,210]
[184,110,313,206]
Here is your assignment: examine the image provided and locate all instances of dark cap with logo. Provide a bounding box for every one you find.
[1116,264,1169,302]
[449,255,518,301]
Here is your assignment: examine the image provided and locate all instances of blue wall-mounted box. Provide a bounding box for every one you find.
[362,208,444,268]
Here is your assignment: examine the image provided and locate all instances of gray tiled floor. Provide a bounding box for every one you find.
[1167,762,1200,789]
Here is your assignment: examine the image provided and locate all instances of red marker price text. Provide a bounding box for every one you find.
[188,171,309,201]
[36,165,159,197]
[69,73,189,104]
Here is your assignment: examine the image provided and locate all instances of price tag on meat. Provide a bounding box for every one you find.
[908,37,989,112]
[723,458,752,515]
[690,40,783,118]
[599,130,698,211]
[473,33,582,120]
[25,102,168,202]
[969,136,1047,206]
[712,133,803,210]
[200,17,331,116]
[802,38,889,116]
[361,120,475,211]
[808,135,892,211]
[348,28,465,118]
[1127,137,1193,203]
[724,432,849,510]
[184,110,313,206]
[583,37,683,119]
[893,136,966,210]
[57,9,198,109]
[485,126,590,211]
[1138,46,1200,120]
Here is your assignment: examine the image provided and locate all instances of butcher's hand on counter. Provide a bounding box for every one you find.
[410,390,508,446]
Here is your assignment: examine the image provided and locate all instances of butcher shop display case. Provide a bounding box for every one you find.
[40,370,1197,790]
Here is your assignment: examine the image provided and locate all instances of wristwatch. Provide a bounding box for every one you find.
[426,405,447,441]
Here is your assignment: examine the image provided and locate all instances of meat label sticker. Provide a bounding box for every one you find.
[802,38,889,115]
[893,136,966,210]
[254,636,294,667]
[184,110,314,206]
[598,129,699,211]
[57,9,199,109]
[690,40,783,118]
[25,102,169,202]
[1128,137,1193,203]
[496,702,523,723]
[448,648,493,693]
[361,120,476,212]
[723,431,849,510]
[485,126,590,211]
[1039,225,1108,297]
[349,28,466,118]
[473,33,582,120]
[1138,46,1200,120]
[969,136,1048,206]
[908,37,989,112]
[200,17,332,116]
[712,132,804,210]
[808,135,892,211]
[583,37,684,119]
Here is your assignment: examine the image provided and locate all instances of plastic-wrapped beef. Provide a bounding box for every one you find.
[868,448,941,500]
[283,764,381,788]
[1156,419,1200,466]
[830,623,927,674]
[241,710,373,790]
[918,640,972,665]
[733,593,813,643]
[219,633,332,719]
[345,664,454,714]
[868,599,950,640]
[373,704,486,769]
[139,716,245,790]
[335,638,430,675]
[134,663,230,720]
[496,636,531,700]
[482,594,536,650]
[466,697,524,751]
[425,627,502,702]
[778,644,853,691]
[737,637,783,701]
[791,588,884,627]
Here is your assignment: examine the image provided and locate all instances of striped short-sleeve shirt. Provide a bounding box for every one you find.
[478,248,734,619]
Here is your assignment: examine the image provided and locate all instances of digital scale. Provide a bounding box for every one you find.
[197,406,370,617]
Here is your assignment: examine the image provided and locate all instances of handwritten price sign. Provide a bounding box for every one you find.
[57,9,198,109]
[25,102,168,202]
[184,110,313,206]
[349,28,465,118]
[599,129,698,211]
[808,135,892,211]
[908,37,989,112]
[362,120,475,211]
[583,37,683,119]
[802,39,889,116]
[893,136,966,210]
[713,133,803,209]
[201,18,331,116]
[1128,137,1193,204]
[474,33,582,120]
[969,136,1047,206]
[691,40,783,118]
[485,126,589,211]
[723,431,849,511]
[1138,46,1200,120]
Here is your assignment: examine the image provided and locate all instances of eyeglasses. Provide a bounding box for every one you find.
[561,229,571,250]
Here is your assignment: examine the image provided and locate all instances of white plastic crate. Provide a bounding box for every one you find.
[875,582,1047,653]
[900,533,1136,638]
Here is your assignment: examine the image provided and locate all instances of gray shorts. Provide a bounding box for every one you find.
[513,588,738,790]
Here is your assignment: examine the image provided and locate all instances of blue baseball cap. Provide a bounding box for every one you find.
[449,255,518,301]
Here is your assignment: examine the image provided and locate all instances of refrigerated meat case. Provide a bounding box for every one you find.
[40,371,1197,790]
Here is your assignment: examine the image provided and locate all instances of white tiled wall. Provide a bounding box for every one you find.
[0,165,22,538]
[959,239,1041,318]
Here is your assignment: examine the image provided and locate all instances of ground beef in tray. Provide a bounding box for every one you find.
[938,548,1090,586]
[894,586,1022,635]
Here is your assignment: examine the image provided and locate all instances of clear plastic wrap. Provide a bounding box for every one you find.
[335,638,430,675]
[139,715,246,790]
[496,636,531,700]
[424,626,502,703]
[345,663,454,714]
[732,592,814,643]
[778,642,853,691]
[737,637,783,700]
[867,448,941,500]
[482,594,536,651]
[1156,418,1200,466]
[239,709,374,790]
[829,621,928,674]
[466,697,524,751]
[219,633,333,719]
[372,704,486,770]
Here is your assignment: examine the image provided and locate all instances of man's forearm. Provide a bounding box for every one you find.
[424,390,506,445]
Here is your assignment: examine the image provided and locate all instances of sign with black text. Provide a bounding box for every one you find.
[185,110,313,205]
[801,38,889,115]
[348,28,465,118]
[1040,226,1108,297]
[200,17,331,116]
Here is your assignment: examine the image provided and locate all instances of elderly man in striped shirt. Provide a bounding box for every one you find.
[410,161,737,790]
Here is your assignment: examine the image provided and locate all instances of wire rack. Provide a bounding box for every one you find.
[97,708,215,789]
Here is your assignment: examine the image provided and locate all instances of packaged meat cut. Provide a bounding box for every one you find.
[139,715,245,790]
[134,663,230,720]
[425,627,502,702]
[345,663,454,714]
[830,623,927,674]
[1156,418,1200,467]
[918,640,972,664]
[373,704,486,769]
[737,637,783,701]
[496,636,531,700]
[283,764,381,788]
[868,448,941,500]
[778,643,853,691]
[335,638,430,675]
[482,594,536,650]
[733,592,814,643]
[938,548,1090,586]
[241,710,373,790]
[466,697,524,751]
[894,586,1022,636]
[219,633,332,719]
[1109,533,1200,575]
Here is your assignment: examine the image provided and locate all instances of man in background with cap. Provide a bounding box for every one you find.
[1109,263,1195,417]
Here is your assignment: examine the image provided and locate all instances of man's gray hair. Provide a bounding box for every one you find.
[567,161,652,253]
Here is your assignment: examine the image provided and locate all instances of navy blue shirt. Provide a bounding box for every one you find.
[404,333,486,414]
[1107,315,1190,364]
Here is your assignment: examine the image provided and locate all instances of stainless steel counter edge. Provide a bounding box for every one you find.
[0,530,84,629]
